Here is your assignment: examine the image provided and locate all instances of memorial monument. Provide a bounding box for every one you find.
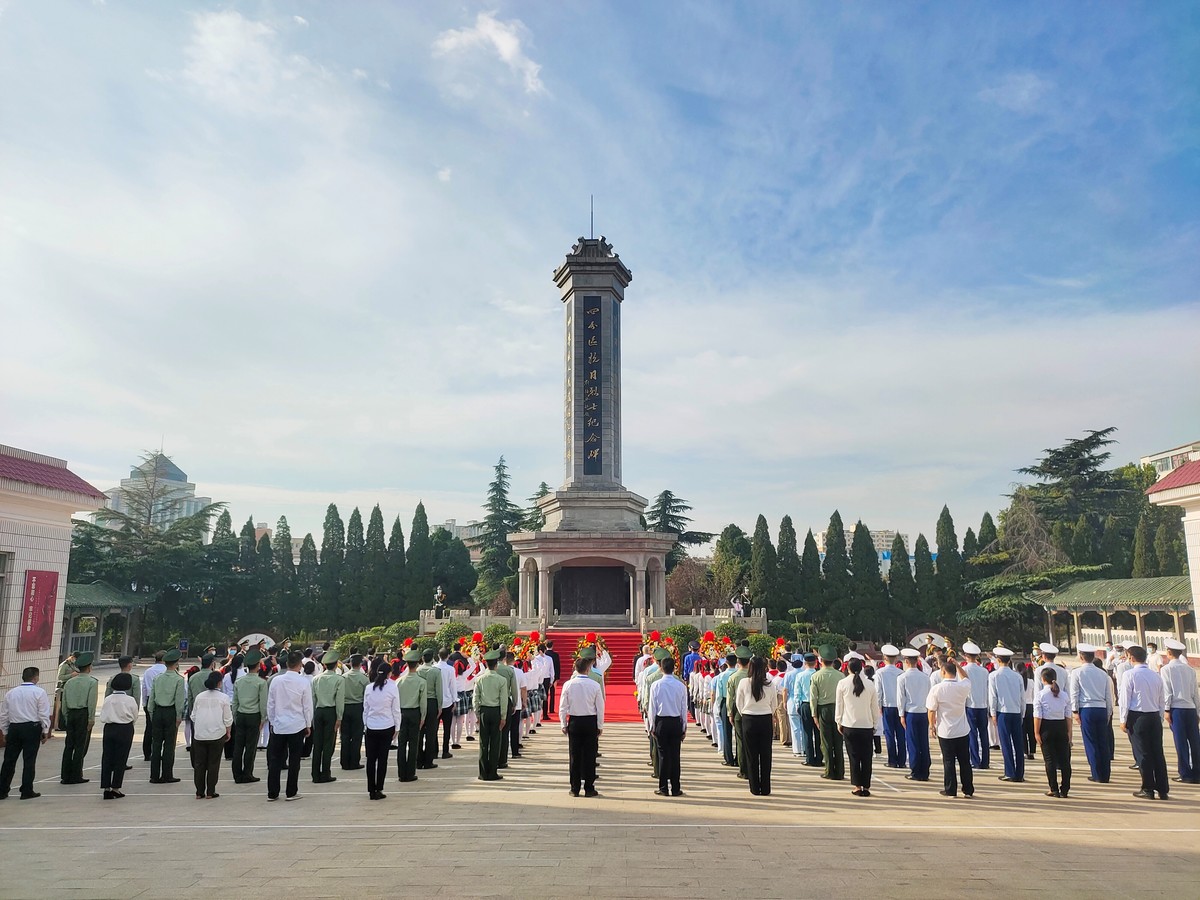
[508,237,676,626]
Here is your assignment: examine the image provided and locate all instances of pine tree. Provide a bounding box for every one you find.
[477,457,523,602]
[848,521,885,637]
[296,534,320,625]
[431,528,479,602]
[204,511,240,627]
[520,482,552,532]
[1070,514,1095,565]
[748,515,778,617]
[913,533,937,627]
[405,501,434,620]
[1154,523,1181,576]
[238,517,257,570]
[822,511,851,621]
[212,510,234,543]
[887,533,916,632]
[272,516,297,635]
[342,508,365,629]
[1131,514,1157,578]
[318,504,345,631]
[386,517,407,621]
[1051,521,1074,558]
[362,505,388,623]
[775,516,802,621]
[934,506,963,626]
[647,490,714,573]
[712,524,752,600]
[799,529,824,623]
[962,526,979,580]
[1099,514,1129,578]
[977,512,998,550]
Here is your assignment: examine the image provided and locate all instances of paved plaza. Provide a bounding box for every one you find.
[1,705,1196,899]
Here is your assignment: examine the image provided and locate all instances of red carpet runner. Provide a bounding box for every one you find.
[546,630,645,723]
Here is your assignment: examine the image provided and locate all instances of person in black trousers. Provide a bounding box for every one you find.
[98,672,138,799]
[1033,667,1072,798]
[543,642,561,715]
[648,656,686,796]
[0,667,51,801]
[1022,663,1037,760]
[505,651,523,759]
[736,657,781,796]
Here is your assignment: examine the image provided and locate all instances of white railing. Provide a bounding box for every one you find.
[1080,628,1199,658]
[419,610,547,636]
[640,607,768,634]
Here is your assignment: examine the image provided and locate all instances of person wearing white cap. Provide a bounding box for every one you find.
[897,648,931,781]
[1070,643,1114,783]
[1034,644,1069,700]
[875,644,905,769]
[960,642,990,770]
[1120,644,1170,799]
[1160,638,1199,784]
[988,647,1025,782]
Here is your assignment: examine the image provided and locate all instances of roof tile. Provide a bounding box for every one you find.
[1146,459,1200,495]
[0,453,106,500]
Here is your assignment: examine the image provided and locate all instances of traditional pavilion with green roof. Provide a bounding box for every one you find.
[61,580,150,659]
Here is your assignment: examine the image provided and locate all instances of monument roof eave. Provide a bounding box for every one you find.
[508,530,678,551]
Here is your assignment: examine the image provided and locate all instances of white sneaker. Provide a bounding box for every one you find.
[285,793,302,801]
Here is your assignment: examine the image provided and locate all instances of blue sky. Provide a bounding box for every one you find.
[2,1,1197,549]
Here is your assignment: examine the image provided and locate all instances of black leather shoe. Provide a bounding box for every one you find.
[19,792,40,800]
[1132,790,1155,799]
[584,789,599,797]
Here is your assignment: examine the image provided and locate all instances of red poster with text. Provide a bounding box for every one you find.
[18,570,59,652]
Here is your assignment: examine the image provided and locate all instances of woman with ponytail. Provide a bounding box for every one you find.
[362,656,402,800]
[735,656,781,795]
[1034,667,1073,797]
[835,656,881,796]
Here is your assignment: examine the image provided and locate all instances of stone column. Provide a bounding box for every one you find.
[653,567,667,616]
[628,572,636,625]
[538,568,553,620]
[1134,610,1146,648]
[1101,610,1113,646]
[1071,611,1082,651]
[1171,610,1185,641]
[634,567,647,622]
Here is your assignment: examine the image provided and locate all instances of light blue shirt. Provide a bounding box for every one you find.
[1070,663,1114,713]
[1034,686,1072,720]
[897,667,931,714]
[875,663,902,708]
[988,666,1026,715]
[794,666,817,704]
[713,667,734,710]
[1161,658,1199,710]
[782,666,803,714]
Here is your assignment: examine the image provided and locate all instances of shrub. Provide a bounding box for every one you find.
[748,634,777,659]
[714,621,748,644]
[483,623,516,647]
[809,631,852,658]
[663,624,700,648]
[435,621,473,647]
[768,619,796,639]
[384,621,420,644]
[410,636,439,656]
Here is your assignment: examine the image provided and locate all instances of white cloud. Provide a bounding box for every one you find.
[978,72,1052,113]
[293,15,308,27]
[433,12,545,95]
[352,68,368,81]
[437,166,452,182]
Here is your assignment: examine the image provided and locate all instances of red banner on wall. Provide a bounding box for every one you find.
[18,570,59,652]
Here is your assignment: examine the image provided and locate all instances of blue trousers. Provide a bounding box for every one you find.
[996,712,1025,780]
[1079,707,1111,782]
[1169,707,1200,782]
[882,706,906,767]
[903,711,930,780]
[967,707,990,768]
[787,710,806,755]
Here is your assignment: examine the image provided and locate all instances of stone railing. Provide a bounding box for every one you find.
[419,610,547,636]
[1080,628,1200,658]
[639,607,768,635]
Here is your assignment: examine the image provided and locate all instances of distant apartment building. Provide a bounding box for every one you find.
[1142,441,1200,480]
[102,454,212,530]
[437,518,486,563]
[813,527,911,574]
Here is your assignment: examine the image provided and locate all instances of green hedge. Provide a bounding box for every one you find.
[434,621,474,647]
[714,621,748,644]
[748,634,777,658]
[810,631,852,658]
[663,624,700,648]
[483,623,516,647]
[411,636,439,656]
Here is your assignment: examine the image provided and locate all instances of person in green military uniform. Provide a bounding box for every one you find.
[473,650,509,781]
[416,649,443,770]
[186,654,217,753]
[643,648,671,780]
[727,646,752,780]
[54,651,78,732]
[396,651,428,782]
[147,649,187,783]
[59,651,97,784]
[340,654,369,771]
[809,645,846,781]
[310,650,344,783]
[231,650,269,783]
[581,647,603,687]
[496,648,520,767]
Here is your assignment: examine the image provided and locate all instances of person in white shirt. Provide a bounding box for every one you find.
[735,657,781,796]
[140,651,166,761]
[362,660,402,800]
[98,671,139,799]
[0,667,52,800]
[1146,643,1164,673]
[960,642,991,770]
[897,649,931,781]
[1161,638,1200,784]
[594,646,612,683]
[875,645,904,769]
[1120,645,1171,799]
[190,671,233,799]
[436,648,458,760]
[647,656,688,797]
[926,661,974,798]
[452,654,478,747]
[835,657,881,797]
[1033,644,1069,698]
[559,658,605,796]
[266,650,314,801]
[1033,667,1073,798]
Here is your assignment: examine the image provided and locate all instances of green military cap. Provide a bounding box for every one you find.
[244,650,263,667]
[653,648,671,661]
[163,649,182,663]
[483,649,503,662]
[735,646,752,661]
[817,644,837,664]
[402,650,422,664]
[322,649,341,666]
[579,647,597,660]
[75,651,94,668]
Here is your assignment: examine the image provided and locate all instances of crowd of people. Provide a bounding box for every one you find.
[1,631,1196,808]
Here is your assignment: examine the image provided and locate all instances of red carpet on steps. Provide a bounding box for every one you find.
[547,630,645,723]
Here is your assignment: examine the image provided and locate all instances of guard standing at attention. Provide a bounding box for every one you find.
[60,652,98,784]
[473,649,509,781]
[231,650,268,783]
[147,649,186,784]
[396,650,428,782]
[727,647,752,780]
[559,656,604,796]
[809,645,846,781]
[417,649,443,770]
[496,647,519,768]
[340,654,370,771]
[310,650,344,784]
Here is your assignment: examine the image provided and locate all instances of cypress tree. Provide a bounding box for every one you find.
[318,504,345,631]
[363,505,389,623]
[1154,523,1181,576]
[297,533,320,625]
[712,524,752,601]
[748,514,778,617]
[887,533,916,631]
[255,533,275,625]
[1099,514,1128,578]
[405,501,434,620]
[271,516,297,635]
[342,508,366,629]
[849,521,885,637]
[822,511,851,621]
[1051,521,1073,558]
[962,526,979,581]
[776,516,802,620]
[913,533,937,627]
[238,516,257,570]
[800,529,824,623]
[212,510,234,543]
[977,512,998,550]
[1131,514,1157,578]
[934,506,963,626]
[1071,514,1095,565]
[386,517,407,622]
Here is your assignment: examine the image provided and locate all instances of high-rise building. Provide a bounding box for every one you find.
[812,527,911,574]
[102,454,213,530]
